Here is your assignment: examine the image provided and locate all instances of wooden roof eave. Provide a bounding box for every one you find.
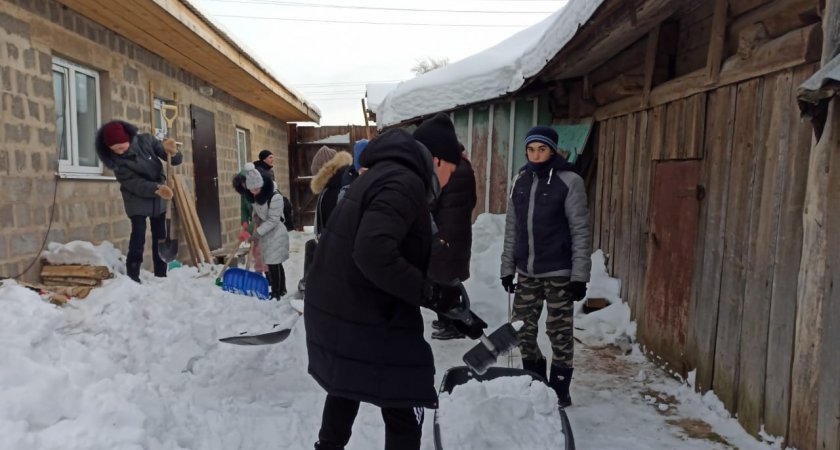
[56,0,320,123]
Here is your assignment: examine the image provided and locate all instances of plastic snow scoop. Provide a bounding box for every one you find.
[221,244,270,299]
[433,366,575,450]
[214,241,245,287]
[219,324,291,345]
[445,284,520,376]
[157,103,180,263]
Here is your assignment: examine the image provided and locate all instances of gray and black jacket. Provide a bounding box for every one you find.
[95,120,183,218]
[500,156,592,282]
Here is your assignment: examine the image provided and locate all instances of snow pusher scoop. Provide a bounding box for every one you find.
[443,284,520,376]
[157,103,180,263]
[221,244,269,299]
[219,324,291,345]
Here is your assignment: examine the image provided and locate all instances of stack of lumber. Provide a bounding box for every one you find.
[171,174,213,265]
[38,264,113,301]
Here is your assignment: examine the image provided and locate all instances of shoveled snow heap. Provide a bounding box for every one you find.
[40,240,124,274]
[437,375,564,450]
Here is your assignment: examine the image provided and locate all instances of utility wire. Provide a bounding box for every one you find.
[295,79,402,87]
[205,0,554,14]
[214,14,531,27]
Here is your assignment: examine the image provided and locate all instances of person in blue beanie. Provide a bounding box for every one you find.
[500,125,592,408]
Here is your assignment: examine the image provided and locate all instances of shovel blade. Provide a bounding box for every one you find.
[462,323,519,375]
[157,238,179,263]
[219,327,291,345]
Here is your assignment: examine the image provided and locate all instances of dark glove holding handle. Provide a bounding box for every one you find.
[501,274,517,293]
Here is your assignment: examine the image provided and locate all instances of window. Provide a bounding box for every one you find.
[236,127,249,170]
[153,98,169,140]
[52,57,102,175]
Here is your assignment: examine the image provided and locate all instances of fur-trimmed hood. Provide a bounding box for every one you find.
[95,120,139,169]
[310,151,353,195]
[232,171,275,204]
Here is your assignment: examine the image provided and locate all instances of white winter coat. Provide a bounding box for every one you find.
[252,191,290,265]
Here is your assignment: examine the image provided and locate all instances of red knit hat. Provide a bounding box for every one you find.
[102,122,130,147]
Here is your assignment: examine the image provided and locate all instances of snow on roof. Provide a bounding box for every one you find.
[365,83,399,112]
[308,133,350,145]
[375,0,604,127]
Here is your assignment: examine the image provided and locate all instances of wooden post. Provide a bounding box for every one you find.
[361,98,371,139]
[643,24,660,106]
[789,1,839,448]
[706,0,729,83]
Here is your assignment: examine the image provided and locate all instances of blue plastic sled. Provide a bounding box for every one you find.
[221,267,270,300]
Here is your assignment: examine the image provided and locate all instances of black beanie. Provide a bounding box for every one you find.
[413,113,461,165]
[258,149,272,161]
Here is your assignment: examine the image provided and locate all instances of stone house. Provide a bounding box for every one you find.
[0,0,319,280]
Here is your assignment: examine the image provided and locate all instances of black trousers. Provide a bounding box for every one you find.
[315,394,424,450]
[266,263,286,299]
[128,214,166,275]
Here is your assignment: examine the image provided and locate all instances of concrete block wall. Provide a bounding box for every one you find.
[0,0,290,281]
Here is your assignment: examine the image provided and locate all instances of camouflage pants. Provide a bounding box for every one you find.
[512,275,574,367]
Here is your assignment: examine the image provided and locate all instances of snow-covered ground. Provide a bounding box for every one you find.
[0,214,787,449]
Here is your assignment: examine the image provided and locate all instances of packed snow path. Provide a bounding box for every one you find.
[0,215,785,449]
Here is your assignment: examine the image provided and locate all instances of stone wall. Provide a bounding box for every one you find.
[0,0,291,281]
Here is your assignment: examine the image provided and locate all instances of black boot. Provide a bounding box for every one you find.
[522,357,547,381]
[431,326,465,340]
[314,442,343,450]
[126,261,142,283]
[153,257,167,278]
[548,364,574,408]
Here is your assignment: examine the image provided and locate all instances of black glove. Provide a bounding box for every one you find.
[451,311,488,339]
[500,275,517,293]
[422,280,464,313]
[567,281,587,301]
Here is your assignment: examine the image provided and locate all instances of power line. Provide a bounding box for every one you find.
[295,79,402,87]
[214,14,531,27]
[205,0,554,14]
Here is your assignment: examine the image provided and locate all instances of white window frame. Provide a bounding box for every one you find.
[153,98,169,140]
[236,127,249,170]
[53,57,102,176]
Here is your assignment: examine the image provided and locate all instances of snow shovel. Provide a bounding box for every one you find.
[157,103,180,262]
[219,324,291,345]
[221,244,270,299]
[447,285,520,376]
[214,241,245,287]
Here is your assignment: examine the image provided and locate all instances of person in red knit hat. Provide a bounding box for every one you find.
[95,120,182,283]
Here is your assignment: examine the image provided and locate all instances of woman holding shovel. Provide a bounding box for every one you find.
[232,163,290,300]
[95,120,182,283]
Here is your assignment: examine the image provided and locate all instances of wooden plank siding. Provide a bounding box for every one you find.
[470,107,491,217]
[687,85,736,393]
[489,103,512,214]
[763,64,815,439]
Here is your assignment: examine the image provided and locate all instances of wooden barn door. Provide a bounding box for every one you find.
[643,160,702,374]
[190,105,222,251]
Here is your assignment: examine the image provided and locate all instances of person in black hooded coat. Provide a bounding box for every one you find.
[95,120,182,282]
[304,128,485,450]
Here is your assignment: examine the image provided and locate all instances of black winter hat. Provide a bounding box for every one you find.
[258,149,273,161]
[524,126,559,153]
[413,113,461,165]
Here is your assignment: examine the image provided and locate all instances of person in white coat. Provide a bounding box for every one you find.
[233,163,290,299]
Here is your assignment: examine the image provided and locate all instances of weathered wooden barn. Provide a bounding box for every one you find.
[0,0,318,279]
[376,1,839,448]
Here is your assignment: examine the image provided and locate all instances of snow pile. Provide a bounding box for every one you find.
[574,250,635,349]
[41,240,124,274]
[437,375,564,450]
[376,0,605,126]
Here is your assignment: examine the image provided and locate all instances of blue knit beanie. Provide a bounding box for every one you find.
[524,126,558,153]
[353,139,369,171]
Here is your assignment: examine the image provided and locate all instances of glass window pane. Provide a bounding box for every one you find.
[75,72,98,167]
[52,69,68,161]
[237,130,247,170]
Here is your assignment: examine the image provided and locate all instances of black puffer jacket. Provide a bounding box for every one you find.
[253,159,275,182]
[304,129,438,408]
[95,120,183,217]
[427,155,476,283]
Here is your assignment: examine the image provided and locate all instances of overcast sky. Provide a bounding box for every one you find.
[189,0,567,125]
